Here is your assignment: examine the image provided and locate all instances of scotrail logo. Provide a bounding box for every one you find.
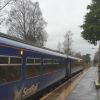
[14,83,39,100]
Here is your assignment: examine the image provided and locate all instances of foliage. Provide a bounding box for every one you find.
[82,54,91,64]
[6,0,47,46]
[81,0,100,45]
[75,52,83,58]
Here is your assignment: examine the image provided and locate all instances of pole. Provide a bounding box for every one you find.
[98,40,100,82]
[95,40,100,88]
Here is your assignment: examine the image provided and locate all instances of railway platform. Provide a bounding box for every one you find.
[65,67,99,100]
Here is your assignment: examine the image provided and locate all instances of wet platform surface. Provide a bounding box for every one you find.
[65,67,100,100]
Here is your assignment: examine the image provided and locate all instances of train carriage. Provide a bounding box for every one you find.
[0,33,83,100]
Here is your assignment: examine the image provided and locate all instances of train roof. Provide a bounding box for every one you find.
[68,55,82,61]
[0,33,67,58]
[0,33,82,60]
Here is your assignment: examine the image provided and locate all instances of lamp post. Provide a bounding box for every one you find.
[98,41,100,82]
[95,40,100,88]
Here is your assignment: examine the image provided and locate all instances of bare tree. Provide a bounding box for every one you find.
[0,0,16,24]
[6,0,47,46]
[57,41,62,52]
[63,30,73,55]
[0,0,16,11]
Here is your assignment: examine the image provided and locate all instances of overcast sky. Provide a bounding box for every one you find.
[34,0,98,58]
[0,0,98,58]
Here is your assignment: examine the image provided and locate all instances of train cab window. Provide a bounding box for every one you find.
[0,56,21,85]
[26,57,41,78]
[0,56,8,64]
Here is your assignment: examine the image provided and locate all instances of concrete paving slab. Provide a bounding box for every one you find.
[65,67,99,100]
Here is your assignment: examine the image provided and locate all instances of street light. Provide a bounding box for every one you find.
[91,41,100,88]
[95,40,100,88]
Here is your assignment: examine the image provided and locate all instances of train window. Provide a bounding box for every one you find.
[27,58,34,64]
[0,56,8,64]
[34,58,41,64]
[43,59,52,64]
[0,65,21,84]
[10,57,21,64]
[26,57,41,65]
[43,59,49,64]
[49,59,53,63]
[0,55,22,85]
[43,59,47,64]
[53,59,59,64]
[43,59,60,74]
[26,65,40,78]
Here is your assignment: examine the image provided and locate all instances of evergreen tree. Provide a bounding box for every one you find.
[81,0,100,45]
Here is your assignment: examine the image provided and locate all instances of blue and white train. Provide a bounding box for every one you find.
[0,33,83,100]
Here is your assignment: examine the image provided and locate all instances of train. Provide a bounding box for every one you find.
[0,33,83,100]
